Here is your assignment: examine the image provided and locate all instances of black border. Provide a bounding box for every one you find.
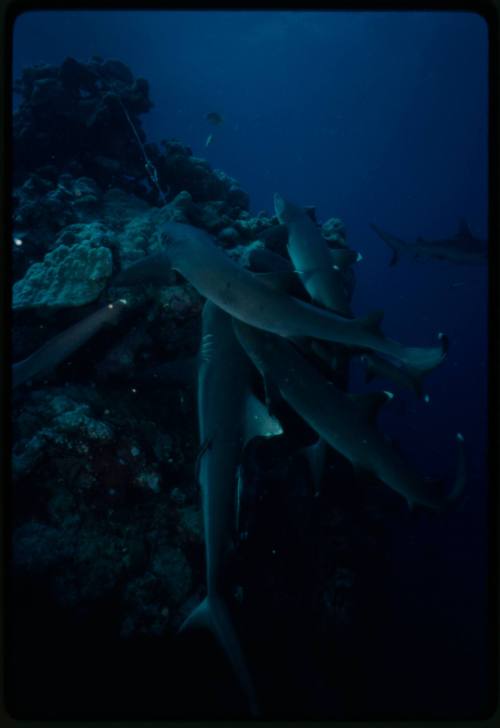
[1,1,498,726]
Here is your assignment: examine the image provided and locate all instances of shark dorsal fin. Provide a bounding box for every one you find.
[457,218,473,239]
[350,390,393,423]
[244,393,283,445]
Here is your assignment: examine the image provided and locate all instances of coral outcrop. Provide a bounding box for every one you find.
[11,56,401,719]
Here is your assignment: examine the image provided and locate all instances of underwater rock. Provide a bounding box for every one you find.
[12,173,106,281]
[68,525,141,604]
[226,239,266,268]
[213,169,250,210]
[176,505,203,545]
[157,284,203,319]
[217,226,240,246]
[14,56,154,192]
[12,391,113,477]
[48,394,114,441]
[97,322,153,379]
[137,471,161,493]
[13,237,113,309]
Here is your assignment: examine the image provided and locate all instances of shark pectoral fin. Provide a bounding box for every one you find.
[350,390,394,423]
[289,262,323,285]
[244,392,283,445]
[300,437,327,494]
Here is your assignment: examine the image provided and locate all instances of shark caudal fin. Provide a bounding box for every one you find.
[179,595,260,717]
[369,223,407,266]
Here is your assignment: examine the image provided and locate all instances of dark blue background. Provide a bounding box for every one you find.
[13,10,490,716]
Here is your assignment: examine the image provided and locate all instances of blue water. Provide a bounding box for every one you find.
[12,9,491,718]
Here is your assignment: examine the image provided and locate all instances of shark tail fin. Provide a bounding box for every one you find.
[179,595,260,717]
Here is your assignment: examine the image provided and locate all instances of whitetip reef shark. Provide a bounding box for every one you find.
[370,220,488,266]
[12,299,129,389]
[114,221,447,375]
[233,320,465,512]
[274,192,359,317]
[180,300,282,716]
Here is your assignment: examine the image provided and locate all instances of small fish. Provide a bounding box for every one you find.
[205,132,213,148]
[205,111,224,125]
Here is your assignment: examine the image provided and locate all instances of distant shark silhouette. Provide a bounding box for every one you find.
[233,319,466,512]
[370,220,487,266]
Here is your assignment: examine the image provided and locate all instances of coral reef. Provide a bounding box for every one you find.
[11,56,405,719]
[13,236,113,309]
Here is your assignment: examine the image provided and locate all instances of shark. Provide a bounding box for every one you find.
[180,300,282,717]
[370,220,488,266]
[270,193,448,396]
[12,299,129,389]
[113,221,447,375]
[274,193,360,317]
[233,320,466,512]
